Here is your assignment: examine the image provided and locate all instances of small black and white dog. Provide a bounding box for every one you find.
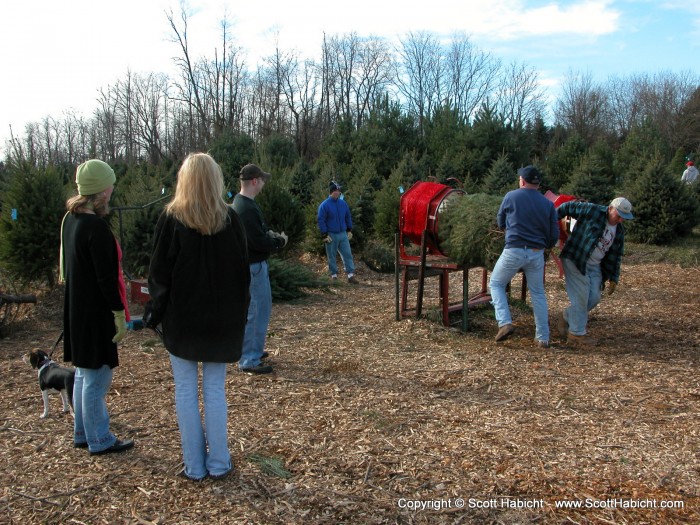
[28,349,75,419]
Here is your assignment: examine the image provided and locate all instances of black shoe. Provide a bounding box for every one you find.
[209,469,232,480]
[240,364,273,374]
[261,351,269,359]
[74,442,88,449]
[90,438,134,456]
[177,468,206,482]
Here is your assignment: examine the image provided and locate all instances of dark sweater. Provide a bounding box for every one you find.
[232,193,285,263]
[497,188,559,250]
[146,208,250,363]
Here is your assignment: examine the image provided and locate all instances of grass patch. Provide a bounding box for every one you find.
[247,453,292,479]
[625,226,700,267]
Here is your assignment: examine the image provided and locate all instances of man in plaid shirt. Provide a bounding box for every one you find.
[556,197,633,346]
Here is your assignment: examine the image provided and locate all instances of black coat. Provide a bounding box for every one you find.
[62,213,124,369]
[146,208,250,363]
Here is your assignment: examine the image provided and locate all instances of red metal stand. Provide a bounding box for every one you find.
[395,231,491,331]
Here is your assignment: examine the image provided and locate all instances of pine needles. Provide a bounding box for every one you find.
[268,257,330,301]
[439,193,505,269]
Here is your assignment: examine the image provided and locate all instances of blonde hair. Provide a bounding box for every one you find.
[66,192,110,216]
[166,153,229,235]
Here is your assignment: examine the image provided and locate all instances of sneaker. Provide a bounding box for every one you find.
[240,364,273,374]
[90,438,134,456]
[567,333,597,347]
[556,311,568,338]
[495,324,515,342]
[347,275,359,284]
[330,274,338,280]
[535,340,549,349]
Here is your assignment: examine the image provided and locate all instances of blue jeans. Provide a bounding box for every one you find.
[73,365,116,452]
[562,258,602,335]
[169,354,231,479]
[490,248,550,342]
[325,231,355,276]
[238,261,272,369]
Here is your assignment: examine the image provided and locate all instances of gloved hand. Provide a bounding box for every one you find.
[323,234,332,244]
[280,231,289,247]
[607,281,617,296]
[347,231,353,241]
[112,310,127,343]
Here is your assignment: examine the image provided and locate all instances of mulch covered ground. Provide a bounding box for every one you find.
[1,255,699,524]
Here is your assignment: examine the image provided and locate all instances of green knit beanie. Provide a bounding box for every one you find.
[76,159,116,196]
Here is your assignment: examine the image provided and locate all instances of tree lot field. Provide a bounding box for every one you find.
[1,255,698,524]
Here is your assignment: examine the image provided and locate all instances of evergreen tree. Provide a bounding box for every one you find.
[344,159,381,250]
[256,180,306,255]
[207,131,256,192]
[267,257,328,301]
[260,134,299,173]
[0,162,66,285]
[289,160,316,205]
[561,153,614,204]
[439,193,504,269]
[626,159,697,244]
[354,97,420,179]
[111,164,168,278]
[482,154,516,195]
[317,117,355,167]
[374,153,420,244]
[614,120,670,188]
[544,133,587,192]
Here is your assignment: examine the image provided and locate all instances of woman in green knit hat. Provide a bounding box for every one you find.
[60,159,134,455]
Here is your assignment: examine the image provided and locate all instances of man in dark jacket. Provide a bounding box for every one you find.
[490,166,559,348]
[556,197,633,346]
[317,180,358,284]
[232,164,288,374]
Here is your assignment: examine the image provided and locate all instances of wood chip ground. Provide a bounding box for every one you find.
[1,256,698,524]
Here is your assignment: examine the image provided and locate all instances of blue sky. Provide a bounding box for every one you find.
[1,0,699,155]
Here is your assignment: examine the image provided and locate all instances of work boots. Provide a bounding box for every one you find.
[556,311,568,339]
[567,333,597,347]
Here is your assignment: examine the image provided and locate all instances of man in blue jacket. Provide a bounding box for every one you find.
[317,181,358,284]
[556,197,633,346]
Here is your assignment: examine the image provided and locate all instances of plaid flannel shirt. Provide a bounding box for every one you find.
[557,201,625,283]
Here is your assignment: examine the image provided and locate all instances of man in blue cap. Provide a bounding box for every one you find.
[490,166,559,348]
[556,197,633,346]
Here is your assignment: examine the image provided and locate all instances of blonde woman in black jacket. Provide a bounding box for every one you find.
[145,153,250,481]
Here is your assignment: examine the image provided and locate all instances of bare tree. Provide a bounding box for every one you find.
[603,70,699,150]
[605,74,640,138]
[554,70,611,145]
[95,86,120,161]
[633,71,698,151]
[395,31,442,134]
[167,5,211,148]
[444,33,500,121]
[496,61,546,129]
[274,49,322,157]
[353,36,393,128]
